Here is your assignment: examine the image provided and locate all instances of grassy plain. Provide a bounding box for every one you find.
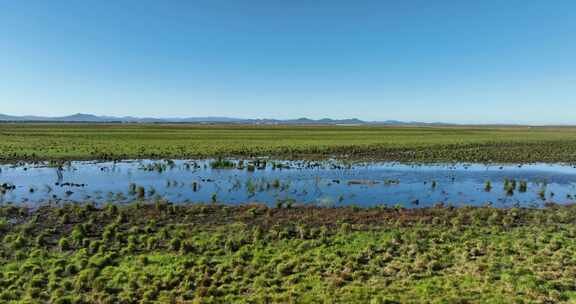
[3,124,576,303]
[2,203,576,303]
[1,123,576,162]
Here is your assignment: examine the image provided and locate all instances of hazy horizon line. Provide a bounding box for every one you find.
[1,112,575,126]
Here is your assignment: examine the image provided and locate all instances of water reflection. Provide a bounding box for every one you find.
[1,159,575,208]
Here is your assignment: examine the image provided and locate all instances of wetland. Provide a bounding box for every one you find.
[2,124,576,303]
[1,159,576,208]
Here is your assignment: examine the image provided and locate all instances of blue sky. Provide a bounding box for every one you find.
[1,1,575,124]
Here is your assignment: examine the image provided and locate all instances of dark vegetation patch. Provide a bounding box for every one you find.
[2,203,576,302]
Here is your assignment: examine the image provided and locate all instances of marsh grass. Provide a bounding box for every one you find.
[484,181,492,192]
[1,203,576,302]
[2,124,576,163]
[210,158,236,169]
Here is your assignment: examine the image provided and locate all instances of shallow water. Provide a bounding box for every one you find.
[1,159,576,208]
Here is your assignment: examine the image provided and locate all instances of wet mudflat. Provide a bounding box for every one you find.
[1,159,576,207]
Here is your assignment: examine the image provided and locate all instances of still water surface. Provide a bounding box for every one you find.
[1,159,575,208]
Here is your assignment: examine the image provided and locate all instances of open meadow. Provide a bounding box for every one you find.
[1,124,576,303]
[1,124,576,163]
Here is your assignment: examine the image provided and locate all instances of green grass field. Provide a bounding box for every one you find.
[2,203,576,303]
[1,124,576,162]
[3,124,576,303]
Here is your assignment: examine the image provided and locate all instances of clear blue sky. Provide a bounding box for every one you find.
[1,1,575,124]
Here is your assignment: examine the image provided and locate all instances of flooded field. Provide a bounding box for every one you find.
[1,159,576,208]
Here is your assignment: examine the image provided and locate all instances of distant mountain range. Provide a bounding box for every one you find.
[0,113,449,125]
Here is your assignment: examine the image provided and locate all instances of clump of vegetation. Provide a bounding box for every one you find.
[1,203,576,303]
[384,179,400,185]
[539,188,547,200]
[504,178,516,196]
[519,180,528,192]
[484,180,492,192]
[136,186,146,199]
[0,182,16,194]
[210,158,236,169]
[272,179,281,188]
